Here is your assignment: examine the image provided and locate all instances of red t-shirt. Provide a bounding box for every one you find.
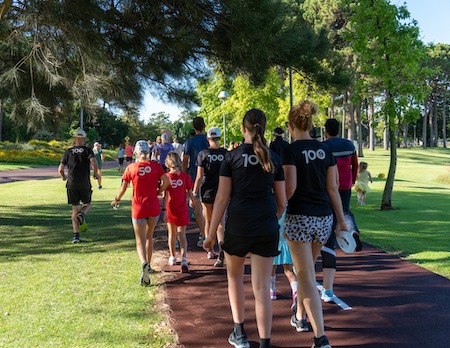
[122,161,165,219]
[165,171,193,226]
[125,145,134,157]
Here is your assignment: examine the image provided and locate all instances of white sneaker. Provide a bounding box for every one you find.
[181,258,189,273]
[168,256,176,266]
[321,289,335,303]
[197,236,205,248]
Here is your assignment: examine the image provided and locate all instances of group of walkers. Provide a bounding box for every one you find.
[58,99,372,348]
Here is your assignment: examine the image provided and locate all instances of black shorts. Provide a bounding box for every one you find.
[118,158,124,165]
[67,188,92,205]
[126,156,132,162]
[222,232,280,258]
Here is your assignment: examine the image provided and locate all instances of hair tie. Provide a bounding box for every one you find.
[254,123,260,128]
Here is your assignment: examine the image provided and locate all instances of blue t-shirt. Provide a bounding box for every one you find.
[184,134,209,180]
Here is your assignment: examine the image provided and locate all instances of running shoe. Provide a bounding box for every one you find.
[77,212,88,232]
[312,335,332,348]
[321,289,335,303]
[140,262,151,286]
[181,258,189,273]
[98,185,102,190]
[168,256,176,266]
[197,235,205,248]
[291,291,298,312]
[270,289,277,300]
[72,233,80,243]
[228,331,250,348]
[207,251,217,259]
[214,256,224,267]
[290,314,310,332]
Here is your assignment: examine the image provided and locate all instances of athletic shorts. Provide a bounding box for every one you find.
[221,232,280,258]
[132,215,159,224]
[126,156,132,162]
[67,188,92,206]
[284,214,333,244]
[118,158,124,165]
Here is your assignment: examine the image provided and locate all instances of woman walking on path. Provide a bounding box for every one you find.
[204,109,286,348]
[111,140,169,286]
[93,142,104,189]
[282,101,347,348]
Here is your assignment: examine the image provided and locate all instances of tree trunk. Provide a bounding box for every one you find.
[443,88,447,148]
[422,97,428,148]
[381,125,397,210]
[429,92,435,147]
[369,98,375,150]
[330,95,335,118]
[342,93,347,138]
[347,97,355,141]
[383,120,389,150]
[433,89,438,146]
[403,120,408,147]
[356,103,364,157]
[0,99,3,142]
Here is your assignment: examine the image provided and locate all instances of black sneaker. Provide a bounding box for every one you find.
[228,331,250,348]
[140,262,151,286]
[72,233,80,243]
[214,256,224,267]
[352,231,363,251]
[290,314,310,332]
[312,335,331,348]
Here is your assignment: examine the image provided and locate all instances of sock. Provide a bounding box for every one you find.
[259,338,270,348]
[234,322,245,337]
[290,281,298,294]
[270,276,276,290]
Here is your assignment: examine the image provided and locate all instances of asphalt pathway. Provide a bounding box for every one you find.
[2,163,449,347]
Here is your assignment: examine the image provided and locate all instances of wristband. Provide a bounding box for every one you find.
[115,197,120,201]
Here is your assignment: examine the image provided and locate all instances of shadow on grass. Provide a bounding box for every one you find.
[0,200,170,260]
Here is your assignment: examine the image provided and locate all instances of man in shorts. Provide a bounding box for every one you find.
[58,128,99,243]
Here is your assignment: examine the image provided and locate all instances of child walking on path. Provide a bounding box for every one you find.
[162,152,197,273]
[111,140,169,286]
[204,109,286,348]
[193,126,228,266]
[354,161,373,205]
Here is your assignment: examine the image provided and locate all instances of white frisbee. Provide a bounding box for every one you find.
[336,231,357,253]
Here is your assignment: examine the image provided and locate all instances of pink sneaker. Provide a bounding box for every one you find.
[291,291,298,311]
[270,289,277,300]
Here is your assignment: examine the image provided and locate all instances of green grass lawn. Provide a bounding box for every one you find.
[0,147,449,347]
[0,170,177,347]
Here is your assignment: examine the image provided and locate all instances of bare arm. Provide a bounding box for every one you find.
[204,176,231,250]
[193,166,204,195]
[58,163,66,181]
[182,154,190,173]
[273,180,287,219]
[283,164,297,200]
[158,173,170,195]
[90,157,99,179]
[111,180,129,206]
[326,165,348,233]
[368,171,373,183]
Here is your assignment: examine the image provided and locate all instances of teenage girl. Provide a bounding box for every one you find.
[204,109,286,348]
[162,151,197,273]
[111,140,170,286]
[193,127,228,266]
[282,101,347,348]
[354,161,373,205]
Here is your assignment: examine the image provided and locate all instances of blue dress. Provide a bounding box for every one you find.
[273,210,293,265]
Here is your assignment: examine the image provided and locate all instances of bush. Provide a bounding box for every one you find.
[33,130,53,142]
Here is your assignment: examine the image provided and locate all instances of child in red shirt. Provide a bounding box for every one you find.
[162,152,197,273]
[111,140,169,286]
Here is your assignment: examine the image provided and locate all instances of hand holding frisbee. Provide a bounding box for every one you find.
[336,230,357,253]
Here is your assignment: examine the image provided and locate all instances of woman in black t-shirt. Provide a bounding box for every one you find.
[204,109,286,348]
[282,101,347,348]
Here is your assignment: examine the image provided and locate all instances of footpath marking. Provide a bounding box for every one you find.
[316,282,353,310]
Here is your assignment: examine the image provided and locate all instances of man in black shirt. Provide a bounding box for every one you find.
[58,128,99,243]
[269,127,289,156]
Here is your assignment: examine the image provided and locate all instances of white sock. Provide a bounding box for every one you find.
[290,281,298,294]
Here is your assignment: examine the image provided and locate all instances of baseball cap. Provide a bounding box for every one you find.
[207,127,221,138]
[134,139,150,154]
[74,128,86,137]
[273,127,284,136]
[94,142,100,147]
[188,128,196,136]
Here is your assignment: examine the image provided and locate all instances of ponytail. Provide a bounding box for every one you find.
[243,109,275,173]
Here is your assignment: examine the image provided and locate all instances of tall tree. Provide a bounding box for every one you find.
[344,0,427,210]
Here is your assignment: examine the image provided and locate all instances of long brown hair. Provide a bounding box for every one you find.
[243,109,275,173]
